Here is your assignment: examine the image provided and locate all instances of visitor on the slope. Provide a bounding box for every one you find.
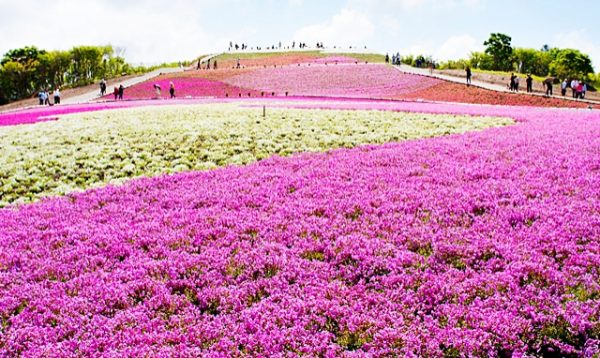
[544,78,553,96]
[118,84,124,100]
[53,88,61,105]
[236,58,241,69]
[207,59,211,70]
[213,60,217,70]
[385,53,389,64]
[38,89,45,105]
[571,79,578,98]
[561,79,568,96]
[582,82,587,99]
[44,89,50,105]
[100,79,107,96]
[576,82,583,99]
[514,76,520,92]
[509,73,516,92]
[113,86,119,101]
[153,84,161,98]
[465,66,472,86]
[169,81,175,98]
[526,74,533,93]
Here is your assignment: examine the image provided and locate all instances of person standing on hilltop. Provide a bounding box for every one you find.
[465,66,472,86]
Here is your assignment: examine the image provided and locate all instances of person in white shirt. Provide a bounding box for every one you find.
[53,88,61,104]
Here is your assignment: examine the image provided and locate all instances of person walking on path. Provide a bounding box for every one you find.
[38,89,45,105]
[526,74,533,93]
[207,58,211,70]
[544,78,553,96]
[169,81,175,99]
[571,79,578,98]
[582,82,587,99]
[100,79,107,96]
[514,76,520,92]
[465,66,472,86]
[385,53,390,64]
[576,82,584,99]
[113,86,119,101]
[509,73,516,92]
[53,88,61,104]
[561,79,568,96]
[118,84,124,100]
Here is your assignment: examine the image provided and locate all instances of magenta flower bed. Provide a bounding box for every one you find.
[224,63,442,98]
[312,56,359,64]
[0,104,134,127]
[119,77,263,100]
[0,105,599,356]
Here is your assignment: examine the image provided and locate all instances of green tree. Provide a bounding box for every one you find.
[69,46,103,85]
[469,51,494,70]
[549,49,594,80]
[483,33,514,71]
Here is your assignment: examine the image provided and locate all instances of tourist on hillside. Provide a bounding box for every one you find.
[561,79,568,96]
[236,58,241,69]
[544,78,553,96]
[153,84,161,98]
[38,89,45,105]
[44,89,50,105]
[571,79,578,98]
[385,53,389,64]
[582,82,587,99]
[207,59,211,70]
[118,84,124,100]
[526,74,533,93]
[514,76,520,92]
[213,60,218,70]
[465,66,472,86]
[100,79,107,96]
[509,73,516,92]
[113,86,119,100]
[576,82,584,99]
[396,53,401,66]
[53,88,61,105]
[169,81,175,99]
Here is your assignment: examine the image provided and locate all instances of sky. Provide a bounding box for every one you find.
[1,0,599,70]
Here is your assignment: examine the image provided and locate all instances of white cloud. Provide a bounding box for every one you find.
[554,30,600,71]
[0,0,227,64]
[435,34,481,61]
[293,8,375,48]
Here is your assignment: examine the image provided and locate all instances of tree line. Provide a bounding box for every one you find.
[0,45,182,105]
[434,33,596,84]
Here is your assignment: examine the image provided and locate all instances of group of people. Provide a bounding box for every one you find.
[38,88,61,105]
[152,82,176,99]
[113,84,125,100]
[385,53,402,66]
[196,58,218,70]
[228,41,329,52]
[562,79,588,98]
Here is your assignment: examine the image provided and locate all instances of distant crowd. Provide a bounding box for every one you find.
[37,88,61,106]
[227,41,365,52]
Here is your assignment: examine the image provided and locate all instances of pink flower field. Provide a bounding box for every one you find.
[0,100,599,356]
[120,77,263,100]
[223,63,442,98]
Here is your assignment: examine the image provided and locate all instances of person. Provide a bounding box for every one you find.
[544,78,553,96]
[38,89,45,105]
[100,79,107,96]
[576,81,583,99]
[213,60,218,70]
[465,66,472,86]
[396,52,401,66]
[561,79,568,96]
[582,82,587,99]
[44,89,50,105]
[526,74,533,93]
[236,58,241,69]
[53,88,61,104]
[197,60,201,70]
[113,86,119,100]
[514,76,520,92]
[385,53,389,64]
[153,84,161,98]
[207,58,211,70]
[509,73,516,92]
[571,79,578,98]
[118,84,124,100]
[169,81,175,98]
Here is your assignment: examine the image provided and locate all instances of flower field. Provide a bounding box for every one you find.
[0,101,598,356]
[0,104,510,206]
[122,77,262,100]
[224,64,442,98]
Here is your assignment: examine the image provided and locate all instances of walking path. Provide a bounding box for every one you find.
[394,64,600,106]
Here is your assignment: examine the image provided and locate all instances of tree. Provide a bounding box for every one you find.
[549,49,594,80]
[469,51,494,70]
[483,33,514,71]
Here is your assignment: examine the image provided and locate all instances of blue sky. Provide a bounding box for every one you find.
[1,0,599,70]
